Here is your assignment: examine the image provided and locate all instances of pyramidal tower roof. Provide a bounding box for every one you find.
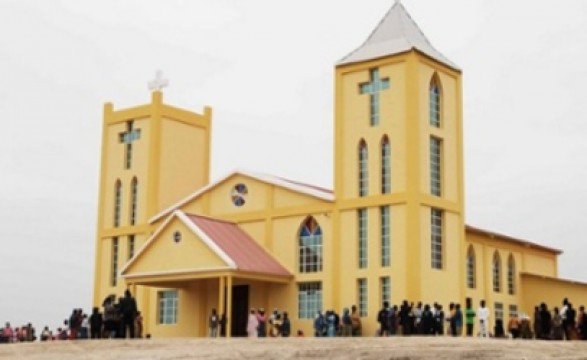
[338,0,459,70]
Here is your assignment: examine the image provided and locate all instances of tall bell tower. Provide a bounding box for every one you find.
[333,1,466,305]
[93,72,213,313]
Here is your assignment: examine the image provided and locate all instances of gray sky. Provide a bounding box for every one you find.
[1,0,586,329]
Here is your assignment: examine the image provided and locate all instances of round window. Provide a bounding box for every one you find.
[173,231,182,243]
[231,183,248,207]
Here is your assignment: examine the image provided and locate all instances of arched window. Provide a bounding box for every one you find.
[492,251,502,293]
[381,136,391,194]
[130,177,138,225]
[429,74,441,127]
[466,245,476,289]
[359,140,368,197]
[299,217,322,273]
[114,180,122,227]
[507,254,516,295]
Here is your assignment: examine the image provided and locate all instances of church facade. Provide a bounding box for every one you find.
[93,2,587,338]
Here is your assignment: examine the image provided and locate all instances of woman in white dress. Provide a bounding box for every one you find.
[247,308,259,338]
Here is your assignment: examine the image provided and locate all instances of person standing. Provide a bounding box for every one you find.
[577,306,587,340]
[351,305,361,337]
[377,301,391,336]
[560,298,569,339]
[281,312,291,337]
[246,308,258,338]
[465,299,475,337]
[257,308,267,337]
[567,303,577,340]
[539,303,552,340]
[209,309,219,338]
[477,300,490,338]
[341,308,352,337]
[120,290,138,339]
[551,307,563,340]
[507,314,520,339]
[455,304,463,336]
[135,311,143,338]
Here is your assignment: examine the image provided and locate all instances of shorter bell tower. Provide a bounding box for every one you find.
[93,72,213,310]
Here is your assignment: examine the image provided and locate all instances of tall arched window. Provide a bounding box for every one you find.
[114,180,122,227]
[466,245,476,289]
[507,254,516,295]
[429,74,441,127]
[299,217,322,273]
[359,140,368,197]
[493,251,502,293]
[381,136,391,194]
[130,177,138,226]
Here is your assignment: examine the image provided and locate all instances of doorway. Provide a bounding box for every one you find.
[230,285,249,337]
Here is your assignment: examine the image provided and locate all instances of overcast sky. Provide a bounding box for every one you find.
[1,0,586,329]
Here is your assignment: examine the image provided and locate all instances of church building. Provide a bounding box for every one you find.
[93,1,587,338]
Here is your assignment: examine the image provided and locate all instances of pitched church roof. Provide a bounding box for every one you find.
[150,169,333,223]
[183,213,292,276]
[338,0,459,70]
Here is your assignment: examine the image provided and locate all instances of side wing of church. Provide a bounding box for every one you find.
[93,2,587,338]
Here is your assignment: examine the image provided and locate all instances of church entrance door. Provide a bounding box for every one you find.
[230,285,249,337]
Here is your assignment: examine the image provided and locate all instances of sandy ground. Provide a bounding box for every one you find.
[1,337,587,360]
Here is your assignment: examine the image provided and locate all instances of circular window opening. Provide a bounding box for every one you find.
[231,183,248,207]
[173,231,182,243]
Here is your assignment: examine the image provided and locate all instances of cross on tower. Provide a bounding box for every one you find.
[359,68,390,126]
[119,121,141,169]
[148,70,169,92]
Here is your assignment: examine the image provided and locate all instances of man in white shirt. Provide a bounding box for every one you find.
[477,300,490,338]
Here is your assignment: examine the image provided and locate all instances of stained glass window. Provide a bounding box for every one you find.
[359,140,368,197]
[299,217,323,273]
[429,77,441,127]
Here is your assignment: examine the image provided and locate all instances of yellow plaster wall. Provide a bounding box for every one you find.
[158,118,208,212]
[521,275,587,317]
[522,253,557,277]
[272,186,330,209]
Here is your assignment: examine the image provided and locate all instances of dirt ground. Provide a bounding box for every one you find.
[1,337,587,360]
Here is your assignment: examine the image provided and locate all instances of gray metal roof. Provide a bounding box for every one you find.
[338,1,459,70]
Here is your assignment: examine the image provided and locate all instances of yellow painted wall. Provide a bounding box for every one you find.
[125,218,227,275]
[158,118,208,212]
[209,176,268,215]
[147,283,203,338]
[417,63,459,202]
[418,208,462,304]
[337,58,408,199]
[521,274,587,318]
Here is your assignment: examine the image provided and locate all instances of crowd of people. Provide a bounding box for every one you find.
[208,308,293,338]
[305,297,587,340]
[0,290,142,343]
[3,295,587,342]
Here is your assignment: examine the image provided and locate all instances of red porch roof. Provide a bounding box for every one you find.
[184,213,292,277]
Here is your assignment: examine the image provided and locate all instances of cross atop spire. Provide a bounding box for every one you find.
[148,70,169,92]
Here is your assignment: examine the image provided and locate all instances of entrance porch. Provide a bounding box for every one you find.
[124,270,291,338]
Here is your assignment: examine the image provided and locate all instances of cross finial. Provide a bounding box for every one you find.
[148,70,169,92]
